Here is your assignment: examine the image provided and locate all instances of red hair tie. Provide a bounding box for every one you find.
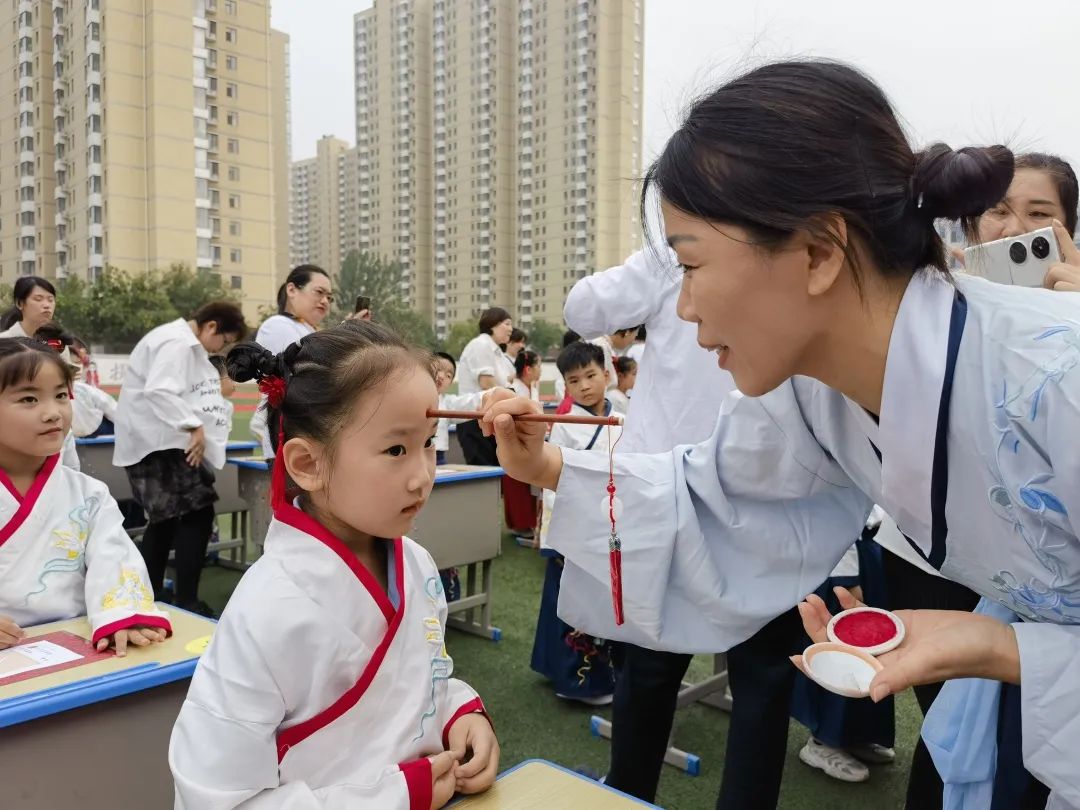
[259,375,287,409]
[45,339,64,353]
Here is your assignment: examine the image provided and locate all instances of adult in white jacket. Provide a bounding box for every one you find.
[487,62,1080,807]
[251,265,333,456]
[114,302,247,616]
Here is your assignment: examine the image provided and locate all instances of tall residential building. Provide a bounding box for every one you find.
[334,0,643,335]
[0,0,290,319]
[270,28,291,285]
[289,134,348,271]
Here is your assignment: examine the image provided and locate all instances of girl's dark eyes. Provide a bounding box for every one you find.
[424,435,435,449]
[386,445,406,457]
[679,263,699,274]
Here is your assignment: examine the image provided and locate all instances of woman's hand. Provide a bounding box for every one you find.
[185,425,206,467]
[1045,220,1080,292]
[480,390,562,490]
[793,587,1020,702]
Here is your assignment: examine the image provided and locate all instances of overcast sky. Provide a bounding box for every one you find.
[272,0,1080,172]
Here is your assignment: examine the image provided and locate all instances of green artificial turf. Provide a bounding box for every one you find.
[199,534,921,809]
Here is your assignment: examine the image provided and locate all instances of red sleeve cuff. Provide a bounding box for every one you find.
[441,697,491,750]
[398,756,433,810]
[91,613,173,646]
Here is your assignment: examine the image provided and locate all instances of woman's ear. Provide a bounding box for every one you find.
[801,214,849,298]
[282,437,326,493]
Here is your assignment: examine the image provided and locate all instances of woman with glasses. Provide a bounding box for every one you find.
[251,265,333,456]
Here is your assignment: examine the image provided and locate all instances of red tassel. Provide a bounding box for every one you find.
[609,545,624,625]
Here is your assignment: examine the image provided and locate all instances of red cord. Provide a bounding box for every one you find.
[607,424,624,625]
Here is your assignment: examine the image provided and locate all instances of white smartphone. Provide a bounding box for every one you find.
[963,226,1061,288]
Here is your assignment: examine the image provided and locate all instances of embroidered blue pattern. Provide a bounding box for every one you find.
[21,497,98,606]
[985,325,1080,623]
[414,575,453,742]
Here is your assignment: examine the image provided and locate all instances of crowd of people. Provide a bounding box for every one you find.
[0,57,1078,809]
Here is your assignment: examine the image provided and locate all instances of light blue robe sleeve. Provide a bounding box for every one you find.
[547,381,874,653]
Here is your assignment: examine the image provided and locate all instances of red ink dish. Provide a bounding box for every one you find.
[826,607,904,656]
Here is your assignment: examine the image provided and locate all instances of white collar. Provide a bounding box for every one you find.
[876,271,956,552]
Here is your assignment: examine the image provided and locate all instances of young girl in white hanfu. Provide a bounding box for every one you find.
[170,320,498,810]
[0,338,170,654]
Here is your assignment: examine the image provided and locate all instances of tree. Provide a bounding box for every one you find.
[332,249,439,349]
[526,318,563,358]
[55,264,240,352]
[380,307,438,350]
[440,319,477,360]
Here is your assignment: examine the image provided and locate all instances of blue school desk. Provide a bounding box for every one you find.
[230,458,506,641]
[0,605,216,809]
[450,759,661,808]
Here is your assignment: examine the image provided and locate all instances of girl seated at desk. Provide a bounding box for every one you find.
[170,320,499,809]
[0,338,170,655]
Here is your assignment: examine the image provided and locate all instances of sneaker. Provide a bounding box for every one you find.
[555,692,614,706]
[849,743,896,765]
[799,739,870,783]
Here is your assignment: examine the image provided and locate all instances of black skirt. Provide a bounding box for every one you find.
[125,449,218,523]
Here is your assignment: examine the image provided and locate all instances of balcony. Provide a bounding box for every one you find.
[22,250,37,263]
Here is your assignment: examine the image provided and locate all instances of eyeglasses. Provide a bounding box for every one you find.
[305,286,334,304]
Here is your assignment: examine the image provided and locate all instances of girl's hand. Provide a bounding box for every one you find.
[96,626,168,656]
[428,750,462,810]
[1046,220,1080,292]
[0,615,25,649]
[792,587,1020,702]
[480,390,562,490]
[448,712,500,795]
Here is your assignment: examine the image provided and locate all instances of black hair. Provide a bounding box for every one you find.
[32,321,74,349]
[433,351,456,373]
[1,276,57,331]
[277,264,331,315]
[0,337,75,392]
[615,356,637,375]
[514,349,540,377]
[509,328,527,344]
[561,329,581,348]
[478,307,511,335]
[556,341,605,377]
[644,60,1014,284]
[1012,153,1078,236]
[208,354,229,377]
[227,320,434,465]
[193,301,249,341]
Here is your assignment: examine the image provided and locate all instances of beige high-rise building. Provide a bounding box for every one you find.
[336,0,642,335]
[0,0,291,319]
[289,134,348,272]
[270,28,291,285]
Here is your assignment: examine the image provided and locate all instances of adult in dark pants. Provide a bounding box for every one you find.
[455,307,513,466]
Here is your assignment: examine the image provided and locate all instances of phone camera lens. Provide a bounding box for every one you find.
[1009,242,1028,264]
[1031,236,1051,260]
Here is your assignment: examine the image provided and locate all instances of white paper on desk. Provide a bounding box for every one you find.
[0,640,84,678]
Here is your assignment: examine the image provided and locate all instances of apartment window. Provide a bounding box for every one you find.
[208,133,219,151]
[225,82,237,99]
[89,236,103,255]
[227,165,239,181]
[19,136,33,152]
[208,76,218,95]
[228,194,240,209]
[87,53,100,72]
[225,55,237,70]
[88,175,102,194]
[225,27,237,43]
[230,275,242,289]
[210,189,220,207]
[90,206,102,224]
[19,111,33,128]
[209,105,218,122]
[21,236,36,251]
[226,111,237,126]
[208,20,217,39]
[229,248,241,263]
[209,160,219,179]
[228,220,241,236]
[224,0,236,14]
[20,211,34,226]
[88,145,102,163]
[88,114,101,134]
[227,138,239,154]
[208,49,217,68]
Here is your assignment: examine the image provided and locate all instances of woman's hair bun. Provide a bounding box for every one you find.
[226,343,281,384]
[911,143,1014,220]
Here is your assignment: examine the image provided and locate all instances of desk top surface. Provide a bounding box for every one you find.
[229,458,504,483]
[451,760,659,809]
[0,606,216,727]
[76,436,260,453]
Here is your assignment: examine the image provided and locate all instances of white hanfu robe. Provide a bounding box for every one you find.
[548,271,1080,806]
[170,497,488,809]
[435,390,485,455]
[0,455,171,643]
